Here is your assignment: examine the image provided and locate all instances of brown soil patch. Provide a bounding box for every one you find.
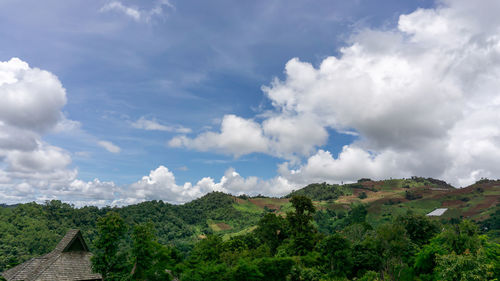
[361,181,376,188]
[234,197,246,204]
[442,200,465,207]
[337,189,402,204]
[216,222,232,230]
[375,197,409,205]
[463,196,498,217]
[249,198,288,210]
[351,188,378,196]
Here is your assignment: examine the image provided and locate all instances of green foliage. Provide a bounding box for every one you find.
[91,212,129,281]
[405,190,423,200]
[189,235,223,263]
[374,223,416,280]
[285,183,351,201]
[287,196,317,255]
[180,262,230,281]
[254,213,288,255]
[2,182,500,281]
[289,265,323,281]
[347,204,367,225]
[358,192,368,199]
[396,212,440,246]
[130,222,174,281]
[230,259,263,281]
[435,251,492,280]
[316,233,352,277]
[358,178,372,183]
[356,271,380,281]
[256,257,294,281]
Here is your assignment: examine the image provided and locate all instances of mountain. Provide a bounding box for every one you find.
[0,177,499,272]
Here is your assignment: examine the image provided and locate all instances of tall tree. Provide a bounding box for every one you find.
[286,195,316,255]
[254,213,288,255]
[91,211,128,281]
[131,222,174,281]
[316,233,352,278]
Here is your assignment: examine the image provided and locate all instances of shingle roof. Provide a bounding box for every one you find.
[1,229,102,281]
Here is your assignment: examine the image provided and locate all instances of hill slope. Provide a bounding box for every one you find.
[0,177,499,272]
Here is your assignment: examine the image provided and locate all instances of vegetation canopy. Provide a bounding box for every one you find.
[1,177,499,280]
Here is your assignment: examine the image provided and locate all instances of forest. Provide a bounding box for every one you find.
[1,178,500,280]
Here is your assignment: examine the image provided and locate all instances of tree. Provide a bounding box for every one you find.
[286,196,316,255]
[254,213,288,255]
[375,223,415,280]
[91,212,129,281]
[189,235,223,262]
[396,212,440,246]
[130,222,175,281]
[316,233,352,277]
[435,250,492,281]
[230,259,263,281]
[347,204,367,225]
[415,220,496,280]
[256,257,294,281]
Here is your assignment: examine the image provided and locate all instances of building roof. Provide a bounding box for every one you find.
[427,208,448,216]
[1,229,102,281]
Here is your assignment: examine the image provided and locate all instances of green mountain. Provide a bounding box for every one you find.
[1,177,499,273]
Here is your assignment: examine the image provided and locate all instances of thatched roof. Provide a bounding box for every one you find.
[1,229,102,281]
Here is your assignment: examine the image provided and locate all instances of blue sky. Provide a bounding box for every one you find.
[1,0,500,206]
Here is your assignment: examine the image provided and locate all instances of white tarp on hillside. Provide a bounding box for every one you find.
[427,208,448,216]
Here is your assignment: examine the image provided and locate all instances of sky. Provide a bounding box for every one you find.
[1,0,500,206]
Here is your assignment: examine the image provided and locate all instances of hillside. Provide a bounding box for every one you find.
[1,177,499,272]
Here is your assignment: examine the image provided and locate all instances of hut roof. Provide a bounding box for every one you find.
[1,229,102,281]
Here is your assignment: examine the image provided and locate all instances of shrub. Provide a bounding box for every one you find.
[358,192,368,199]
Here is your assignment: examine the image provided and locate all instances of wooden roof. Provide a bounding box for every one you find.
[1,229,102,281]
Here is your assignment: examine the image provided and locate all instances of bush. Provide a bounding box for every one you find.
[358,178,372,183]
[405,191,423,201]
[358,192,367,199]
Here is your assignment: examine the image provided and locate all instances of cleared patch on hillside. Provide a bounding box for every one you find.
[248,198,289,211]
[209,222,232,232]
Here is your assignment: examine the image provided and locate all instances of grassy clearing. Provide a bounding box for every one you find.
[232,201,263,214]
[381,179,404,190]
[222,226,257,240]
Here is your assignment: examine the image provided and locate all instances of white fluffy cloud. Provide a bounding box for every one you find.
[170,0,500,187]
[0,58,67,132]
[0,58,119,206]
[0,58,76,187]
[114,165,295,205]
[4,0,500,206]
[117,166,212,205]
[169,115,269,157]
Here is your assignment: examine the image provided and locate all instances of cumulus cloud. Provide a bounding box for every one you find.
[98,140,121,153]
[114,165,295,205]
[6,143,72,173]
[0,58,120,206]
[170,0,500,187]
[117,166,210,205]
[132,116,191,133]
[100,0,174,23]
[0,58,66,133]
[169,115,269,158]
[5,0,500,206]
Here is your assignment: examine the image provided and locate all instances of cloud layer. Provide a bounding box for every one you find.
[170,0,500,187]
[3,0,500,207]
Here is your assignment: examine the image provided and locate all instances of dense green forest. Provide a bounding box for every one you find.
[1,178,500,280]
